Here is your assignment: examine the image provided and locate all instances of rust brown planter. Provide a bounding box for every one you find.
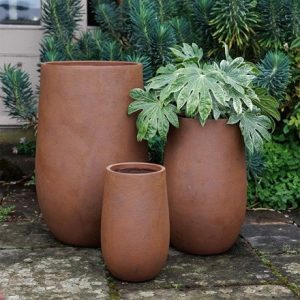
[101,162,170,282]
[164,118,247,255]
[36,61,147,247]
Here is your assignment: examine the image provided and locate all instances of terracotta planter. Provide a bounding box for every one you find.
[164,118,247,255]
[36,61,147,247]
[101,162,169,282]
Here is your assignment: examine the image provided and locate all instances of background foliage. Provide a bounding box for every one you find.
[248,141,300,210]
[0,0,299,209]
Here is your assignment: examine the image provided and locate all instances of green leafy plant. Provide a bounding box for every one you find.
[248,141,300,210]
[283,102,300,139]
[129,43,280,154]
[13,138,36,157]
[25,175,36,187]
[0,0,295,131]
[0,205,15,222]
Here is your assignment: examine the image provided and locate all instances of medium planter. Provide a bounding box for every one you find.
[164,118,247,255]
[101,162,169,282]
[36,61,147,247]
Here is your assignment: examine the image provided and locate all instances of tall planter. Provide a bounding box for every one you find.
[36,61,147,247]
[164,118,247,255]
[101,162,169,282]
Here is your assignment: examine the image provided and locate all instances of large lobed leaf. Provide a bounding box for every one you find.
[129,43,279,151]
[128,88,179,141]
[228,111,272,154]
[170,43,203,64]
[149,63,228,125]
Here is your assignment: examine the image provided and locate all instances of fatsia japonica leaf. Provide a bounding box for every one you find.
[147,64,178,91]
[226,87,255,113]
[129,43,278,150]
[216,47,256,94]
[214,49,258,113]
[149,63,228,124]
[228,111,272,154]
[170,43,203,64]
[128,88,179,141]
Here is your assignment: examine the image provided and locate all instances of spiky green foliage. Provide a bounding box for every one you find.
[155,0,182,21]
[209,0,258,51]
[125,53,153,81]
[186,0,214,52]
[42,0,83,39]
[91,0,190,78]
[286,0,300,39]
[40,0,83,61]
[288,37,300,93]
[92,0,121,41]
[129,43,278,153]
[255,51,291,101]
[0,65,37,126]
[76,32,100,61]
[246,150,265,179]
[40,36,66,62]
[257,0,286,50]
[169,17,193,45]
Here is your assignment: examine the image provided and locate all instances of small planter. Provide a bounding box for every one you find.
[101,162,169,282]
[164,118,247,255]
[36,61,147,247]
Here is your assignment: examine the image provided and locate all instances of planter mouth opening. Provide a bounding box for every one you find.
[41,61,141,68]
[107,162,165,175]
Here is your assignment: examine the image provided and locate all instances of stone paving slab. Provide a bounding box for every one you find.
[0,222,63,249]
[119,285,296,299]
[112,246,277,292]
[268,254,300,287]
[245,209,293,225]
[288,209,300,226]
[0,247,108,300]
[241,224,300,255]
[1,187,300,299]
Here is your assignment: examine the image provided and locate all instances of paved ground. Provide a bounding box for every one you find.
[0,185,299,299]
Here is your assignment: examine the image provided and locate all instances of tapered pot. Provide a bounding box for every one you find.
[101,162,170,282]
[36,62,147,247]
[164,118,247,255]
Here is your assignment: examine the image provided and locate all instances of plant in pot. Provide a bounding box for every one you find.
[128,43,280,255]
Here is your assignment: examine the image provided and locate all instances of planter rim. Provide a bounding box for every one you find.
[106,162,165,176]
[41,61,142,68]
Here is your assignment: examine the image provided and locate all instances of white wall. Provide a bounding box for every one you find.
[0,0,88,126]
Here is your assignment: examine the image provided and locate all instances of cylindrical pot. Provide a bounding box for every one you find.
[164,118,247,255]
[101,162,170,282]
[36,62,147,247]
